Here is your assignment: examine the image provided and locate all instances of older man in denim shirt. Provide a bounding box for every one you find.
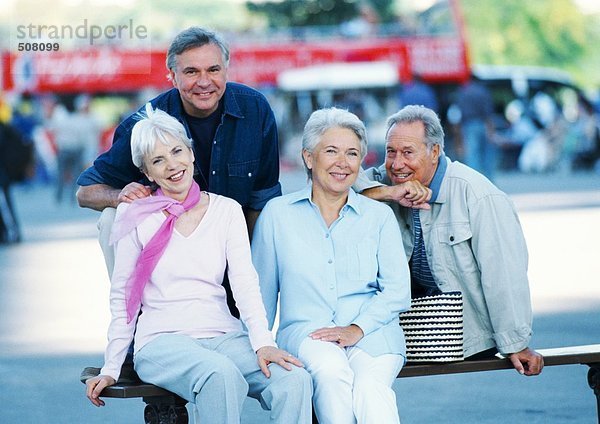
[77,27,280,281]
[355,105,544,376]
[77,28,281,323]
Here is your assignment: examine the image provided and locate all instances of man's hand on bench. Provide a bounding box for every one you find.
[509,347,544,376]
[86,374,117,407]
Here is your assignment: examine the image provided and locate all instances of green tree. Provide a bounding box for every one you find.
[460,0,600,88]
[245,0,396,27]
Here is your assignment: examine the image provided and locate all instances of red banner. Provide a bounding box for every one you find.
[2,47,170,94]
[1,36,468,94]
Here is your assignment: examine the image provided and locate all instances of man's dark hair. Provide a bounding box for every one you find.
[166,27,230,72]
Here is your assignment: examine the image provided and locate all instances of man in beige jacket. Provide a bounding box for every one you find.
[355,105,544,376]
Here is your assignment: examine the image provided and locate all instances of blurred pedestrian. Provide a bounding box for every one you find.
[10,97,37,148]
[398,74,439,113]
[31,96,59,184]
[454,76,496,179]
[567,95,600,171]
[355,105,544,376]
[0,119,34,243]
[494,99,539,170]
[85,105,312,423]
[252,108,411,423]
[341,2,380,38]
[518,91,566,173]
[9,97,38,184]
[72,94,102,166]
[48,101,93,204]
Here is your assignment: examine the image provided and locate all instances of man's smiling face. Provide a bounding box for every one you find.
[384,121,439,187]
[169,43,227,118]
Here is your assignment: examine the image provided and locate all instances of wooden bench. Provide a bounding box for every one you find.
[81,344,600,424]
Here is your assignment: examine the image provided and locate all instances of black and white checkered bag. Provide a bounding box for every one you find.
[399,291,464,363]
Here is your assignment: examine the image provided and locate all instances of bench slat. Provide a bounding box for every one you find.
[102,383,174,399]
[96,344,600,398]
[537,344,600,362]
[399,344,600,378]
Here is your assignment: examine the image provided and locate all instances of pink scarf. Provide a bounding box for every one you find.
[110,181,201,323]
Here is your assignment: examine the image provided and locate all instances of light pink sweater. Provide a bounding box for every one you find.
[101,194,275,381]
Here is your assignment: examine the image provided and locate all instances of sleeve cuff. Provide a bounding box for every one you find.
[248,183,282,210]
[494,325,532,354]
[352,316,376,338]
[249,331,277,352]
[99,365,121,382]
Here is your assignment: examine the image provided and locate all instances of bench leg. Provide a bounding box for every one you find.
[588,363,600,424]
[142,394,188,424]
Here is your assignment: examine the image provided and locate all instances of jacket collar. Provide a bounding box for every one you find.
[428,153,448,203]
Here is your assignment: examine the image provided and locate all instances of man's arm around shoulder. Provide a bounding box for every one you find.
[77,184,121,211]
[77,183,152,211]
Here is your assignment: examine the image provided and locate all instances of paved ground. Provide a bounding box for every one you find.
[0,168,599,423]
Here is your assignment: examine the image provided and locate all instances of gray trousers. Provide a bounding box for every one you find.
[135,332,313,424]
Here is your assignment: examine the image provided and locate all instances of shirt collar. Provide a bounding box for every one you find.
[168,83,244,120]
[221,83,244,118]
[289,183,362,215]
[428,153,447,203]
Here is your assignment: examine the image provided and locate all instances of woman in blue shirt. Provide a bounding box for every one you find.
[252,107,411,424]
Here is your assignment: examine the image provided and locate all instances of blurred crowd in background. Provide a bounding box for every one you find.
[1,71,600,245]
[0,91,140,243]
[0,1,599,244]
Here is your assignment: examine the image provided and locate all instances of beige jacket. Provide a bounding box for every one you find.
[356,157,533,357]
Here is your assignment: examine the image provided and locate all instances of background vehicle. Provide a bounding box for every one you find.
[470,64,598,171]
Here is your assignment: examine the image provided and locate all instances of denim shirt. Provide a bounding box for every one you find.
[355,157,533,357]
[77,83,282,210]
[252,185,411,358]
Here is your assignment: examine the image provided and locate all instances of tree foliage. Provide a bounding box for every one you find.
[460,0,600,87]
[240,0,600,87]
[245,0,396,27]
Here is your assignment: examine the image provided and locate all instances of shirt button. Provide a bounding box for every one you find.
[328,259,333,264]
[449,236,455,242]
[213,140,216,144]
[325,233,330,238]
[329,285,334,290]
[212,171,216,175]
[248,172,252,177]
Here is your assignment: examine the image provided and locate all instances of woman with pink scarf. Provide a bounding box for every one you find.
[84,104,312,424]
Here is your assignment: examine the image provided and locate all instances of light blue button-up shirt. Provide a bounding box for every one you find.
[252,184,411,358]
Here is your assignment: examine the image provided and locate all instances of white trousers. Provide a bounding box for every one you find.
[298,337,403,424]
[97,207,116,278]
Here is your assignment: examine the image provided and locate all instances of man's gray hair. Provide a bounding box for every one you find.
[131,103,193,171]
[301,107,368,179]
[386,105,445,152]
[166,27,230,72]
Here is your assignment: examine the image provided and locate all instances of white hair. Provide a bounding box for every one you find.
[301,107,368,179]
[130,103,193,171]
